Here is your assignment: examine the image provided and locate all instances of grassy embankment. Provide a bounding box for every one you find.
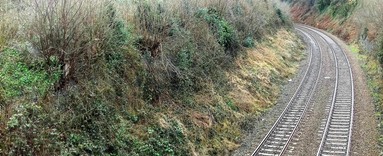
[0,0,304,155]
[286,0,383,149]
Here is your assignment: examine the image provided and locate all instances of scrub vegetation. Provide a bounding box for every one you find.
[0,0,303,155]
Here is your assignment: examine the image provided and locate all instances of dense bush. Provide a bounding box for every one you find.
[132,0,288,102]
[196,7,240,57]
[315,0,357,18]
[0,0,292,155]
[28,0,121,90]
[316,0,331,12]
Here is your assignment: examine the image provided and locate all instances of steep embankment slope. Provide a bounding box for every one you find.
[0,0,304,155]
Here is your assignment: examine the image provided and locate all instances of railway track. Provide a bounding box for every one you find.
[251,25,354,156]
[251,26,323,156]
[303,26,355,156]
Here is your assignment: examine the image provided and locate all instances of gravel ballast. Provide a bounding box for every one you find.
[232,26,379,156]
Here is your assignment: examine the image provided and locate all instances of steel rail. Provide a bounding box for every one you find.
[280,27,324,155]
[251,25,322,156]
[299,25,354,156]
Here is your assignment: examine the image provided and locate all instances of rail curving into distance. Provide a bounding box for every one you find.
[251,24,354,156]
[299,25,354,156]
[251,25,323,156]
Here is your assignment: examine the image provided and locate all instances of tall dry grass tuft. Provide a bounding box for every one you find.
[0,0,20,49]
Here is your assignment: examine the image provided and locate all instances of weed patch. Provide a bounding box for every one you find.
[0,49,60,102]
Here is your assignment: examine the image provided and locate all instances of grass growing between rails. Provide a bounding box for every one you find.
[0,0,302,155]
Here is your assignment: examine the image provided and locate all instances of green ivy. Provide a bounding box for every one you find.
[105,5,131,74]
[196,7,240,57]
[243,36,255,48]
[4,103,62,155]
[137,122,187,156]
[0,49,60,101]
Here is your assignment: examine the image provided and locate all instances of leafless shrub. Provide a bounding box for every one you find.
[27,0,114,89]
